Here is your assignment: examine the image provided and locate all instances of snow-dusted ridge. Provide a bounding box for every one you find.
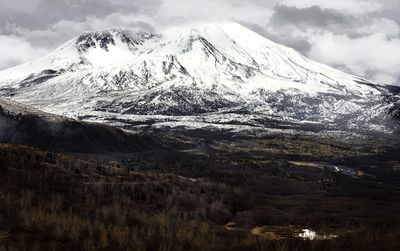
[0,22,398,134]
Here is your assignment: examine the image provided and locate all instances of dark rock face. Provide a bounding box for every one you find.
[19,69,61,88]
[93,87,245,116]
[389,100,400,120]
[76,31,115,52]
[75,30,156,53]
[0,100,158,153]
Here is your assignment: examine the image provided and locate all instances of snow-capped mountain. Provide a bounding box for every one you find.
[0,22,399,134]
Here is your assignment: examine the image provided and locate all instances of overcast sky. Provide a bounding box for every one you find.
[0,0,399,85]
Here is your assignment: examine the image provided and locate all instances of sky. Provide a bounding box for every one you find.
[0,0,399,85]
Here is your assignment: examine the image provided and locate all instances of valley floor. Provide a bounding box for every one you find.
[0,131,400,251]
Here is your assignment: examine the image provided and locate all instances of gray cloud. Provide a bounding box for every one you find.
[35,0,117,23]
[1,0,40,12]
[264,1,400,85]
[0,8,46,30]
[270,5,350,28]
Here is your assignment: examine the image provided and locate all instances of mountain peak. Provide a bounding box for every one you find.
[0,22,378,93]
[0,22,397,134]
[74,29,155,53]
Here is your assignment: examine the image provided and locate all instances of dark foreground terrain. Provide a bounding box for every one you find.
[0,128,400,251]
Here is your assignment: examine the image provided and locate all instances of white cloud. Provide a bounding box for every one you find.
[355,18,399,37]
[0,35,48,69]
[156,0,273,25]
[308,32,400,83]
[374,73,398,83]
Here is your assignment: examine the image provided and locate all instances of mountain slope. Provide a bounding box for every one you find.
[0,22,398,134]
[0,98,157,153]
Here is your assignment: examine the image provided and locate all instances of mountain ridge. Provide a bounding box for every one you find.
[0,22,398,134]
[0,97,158,153]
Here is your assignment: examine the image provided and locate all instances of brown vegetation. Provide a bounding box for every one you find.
[0,139,399,251]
